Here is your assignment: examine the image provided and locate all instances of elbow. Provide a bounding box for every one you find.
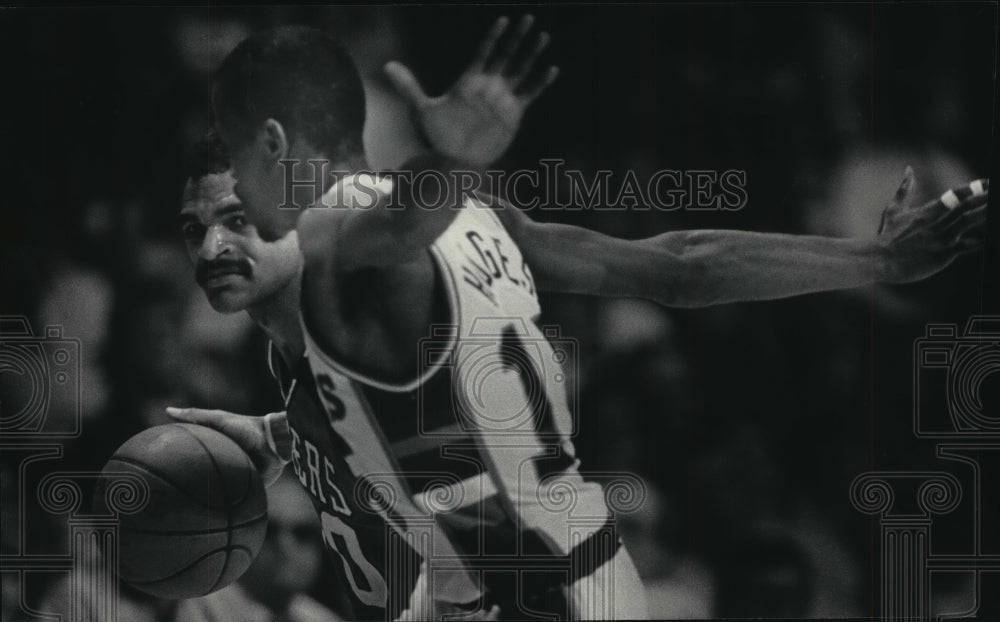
[654,235,722,308]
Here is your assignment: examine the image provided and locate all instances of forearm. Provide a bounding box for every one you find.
[307,152,466,269]
[516,174,985,306]
[649,230,885,307]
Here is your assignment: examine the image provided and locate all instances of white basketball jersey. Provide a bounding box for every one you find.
[276,174,618,620]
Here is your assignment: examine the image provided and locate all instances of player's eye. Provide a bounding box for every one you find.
[181,222,205,242]
[228,214,248,230]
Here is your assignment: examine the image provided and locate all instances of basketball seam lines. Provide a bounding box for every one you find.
[118,512,268,536]
[176,425,236,595]
[173,424,253,507]
[123,545,256,588]
[105,457,241,510]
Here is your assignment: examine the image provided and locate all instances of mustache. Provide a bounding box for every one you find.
[196,257,251,286]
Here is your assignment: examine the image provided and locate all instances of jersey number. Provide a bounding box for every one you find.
[321,512,387,607]
[500,325,574,478]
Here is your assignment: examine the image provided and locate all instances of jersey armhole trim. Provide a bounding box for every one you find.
[299,244,462,394]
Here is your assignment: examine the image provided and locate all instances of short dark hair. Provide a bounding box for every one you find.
[212,26,366,162]
[185,130,232,181]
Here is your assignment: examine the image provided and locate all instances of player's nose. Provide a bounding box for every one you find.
[198,224,232,261]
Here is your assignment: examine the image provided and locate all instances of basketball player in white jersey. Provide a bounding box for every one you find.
[170,18,989,621]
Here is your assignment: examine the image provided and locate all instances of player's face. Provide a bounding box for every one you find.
[180,170,300,313]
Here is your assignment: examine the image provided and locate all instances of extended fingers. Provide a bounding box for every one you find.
[485,15,535,75]
[166,406,205,423]
[508,30,551,87]
[518,65,560,102]
[942,203,988,239]
[470,16,511,73]
[465,15,558,100]
[165,406,234,426]
[956,235,986,253]
[938,189,989,228]
[936,178,989,212]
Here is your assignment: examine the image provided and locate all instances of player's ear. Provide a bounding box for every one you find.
[262,119,290,162]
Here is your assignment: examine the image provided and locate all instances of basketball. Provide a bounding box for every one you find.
[94,423,268,599]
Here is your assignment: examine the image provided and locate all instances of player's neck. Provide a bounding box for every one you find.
[289,140,368,192]
[248,266,305,368]
[319,152,369,195]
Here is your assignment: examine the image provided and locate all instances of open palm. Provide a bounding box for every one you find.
[384,15,559,166]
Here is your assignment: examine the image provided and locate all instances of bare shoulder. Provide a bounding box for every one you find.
[296,208,351,352]
[297,207,346,268]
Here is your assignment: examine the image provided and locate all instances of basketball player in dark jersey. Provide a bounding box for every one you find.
[170,19,989,621]
[174,17,574,620]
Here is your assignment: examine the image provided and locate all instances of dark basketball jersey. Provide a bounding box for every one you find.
[268,345,424,620]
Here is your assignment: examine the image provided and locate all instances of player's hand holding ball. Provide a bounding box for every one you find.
[165,407,290,487]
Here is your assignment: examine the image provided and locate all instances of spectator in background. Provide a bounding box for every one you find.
[36,261,115,428]
[177,289,272,416]
[579,299,697,483]
[33,548,179,622]
[616,485,716,619]
[711,535,816,619]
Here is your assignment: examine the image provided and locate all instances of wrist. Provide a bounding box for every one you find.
[871,239,897,284]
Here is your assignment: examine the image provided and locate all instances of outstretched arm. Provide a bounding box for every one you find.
[302,15,558,271]
[497,170,988,307]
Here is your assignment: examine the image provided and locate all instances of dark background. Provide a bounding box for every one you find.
[1,3,997,619]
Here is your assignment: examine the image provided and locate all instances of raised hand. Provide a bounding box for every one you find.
[384,15,559,166]
[876,167,989,283]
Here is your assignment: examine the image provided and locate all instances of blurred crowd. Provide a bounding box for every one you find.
[1,5,994,620]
